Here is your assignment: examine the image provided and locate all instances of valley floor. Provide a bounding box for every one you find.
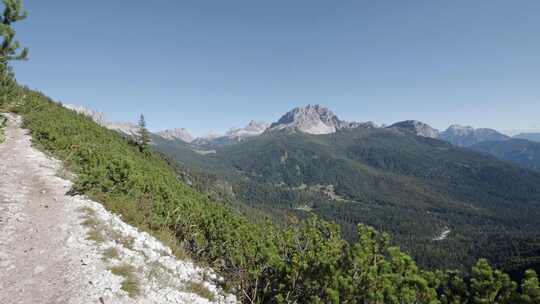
[0,113,235,304]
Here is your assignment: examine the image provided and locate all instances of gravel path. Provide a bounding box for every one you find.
[0,113,236,304]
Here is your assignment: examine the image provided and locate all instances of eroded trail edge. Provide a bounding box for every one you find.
[0,113,235,304]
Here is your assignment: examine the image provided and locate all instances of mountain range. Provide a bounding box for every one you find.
[146,105,540,274]
[388,120,512,147]
[65,102,530,149]
[154,105,514,150]
[63,103,540,274]
[65,103,540,172]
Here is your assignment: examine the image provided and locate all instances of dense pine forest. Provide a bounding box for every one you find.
[2,0,540,303]
[153,120,540,277]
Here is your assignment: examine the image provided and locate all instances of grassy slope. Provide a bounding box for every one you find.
[12,90,283,297]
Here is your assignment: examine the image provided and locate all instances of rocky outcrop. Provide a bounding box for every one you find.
[387,120,440,138]
[156,128,194,143]
[225,120,269,139]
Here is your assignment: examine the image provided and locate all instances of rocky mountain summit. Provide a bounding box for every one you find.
[190,121,270,147]
[387,120,440,138]
[65,103,514,149]
[226,120,269,139]
[267,104,368,135]
[439,124,510,147]
[156,128,194,143]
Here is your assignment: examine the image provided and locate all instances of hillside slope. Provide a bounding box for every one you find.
[155,125,540,272]
[0,113,234,304]
[4,86,540,302]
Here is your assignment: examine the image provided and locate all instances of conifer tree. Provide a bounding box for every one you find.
[0,0,28,104]
[437,270,469,304]
[137,114,150,151]
[470,259,517,304]
[520,270,540,304]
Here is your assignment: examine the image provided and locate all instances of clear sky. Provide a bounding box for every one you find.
[11,0,540,135]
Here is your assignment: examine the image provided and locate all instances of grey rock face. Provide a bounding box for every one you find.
[268,104,368,135]
[191,121,270,148]
[157,128,194,143]
[225,120,270,139]
[439,125,510,147]
[388,120,440,138]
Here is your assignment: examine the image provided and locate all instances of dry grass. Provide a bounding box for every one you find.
[183,281,215,302]
[78,207,106,243]
[154,228,188,260]
[77,206,96,216]
[79,207,140,297]
[109,264,141,297]
[0,114,6,143]
[146,260,177,290]
[102,247,120,261]
[86,228,106,243]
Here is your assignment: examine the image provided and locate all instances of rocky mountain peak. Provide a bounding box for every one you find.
[156,128,194,143]
[440,125,510,147]
[226,120,269,138]
[268,104,360,135]
[446,124,475,135]
[388,120,440,138]
[64,104,140,137]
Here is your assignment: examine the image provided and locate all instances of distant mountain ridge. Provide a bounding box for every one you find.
[389,120,510,147]
[66,103,519,150]
[64,104,139,136]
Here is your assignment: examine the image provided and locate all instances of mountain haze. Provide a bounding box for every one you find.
[471,139,540,172]
[514,133,540,143]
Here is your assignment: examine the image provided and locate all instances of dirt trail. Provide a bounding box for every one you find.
[0,113,235,304]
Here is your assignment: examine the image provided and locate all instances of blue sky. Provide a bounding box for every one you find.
[12,0,540,135]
